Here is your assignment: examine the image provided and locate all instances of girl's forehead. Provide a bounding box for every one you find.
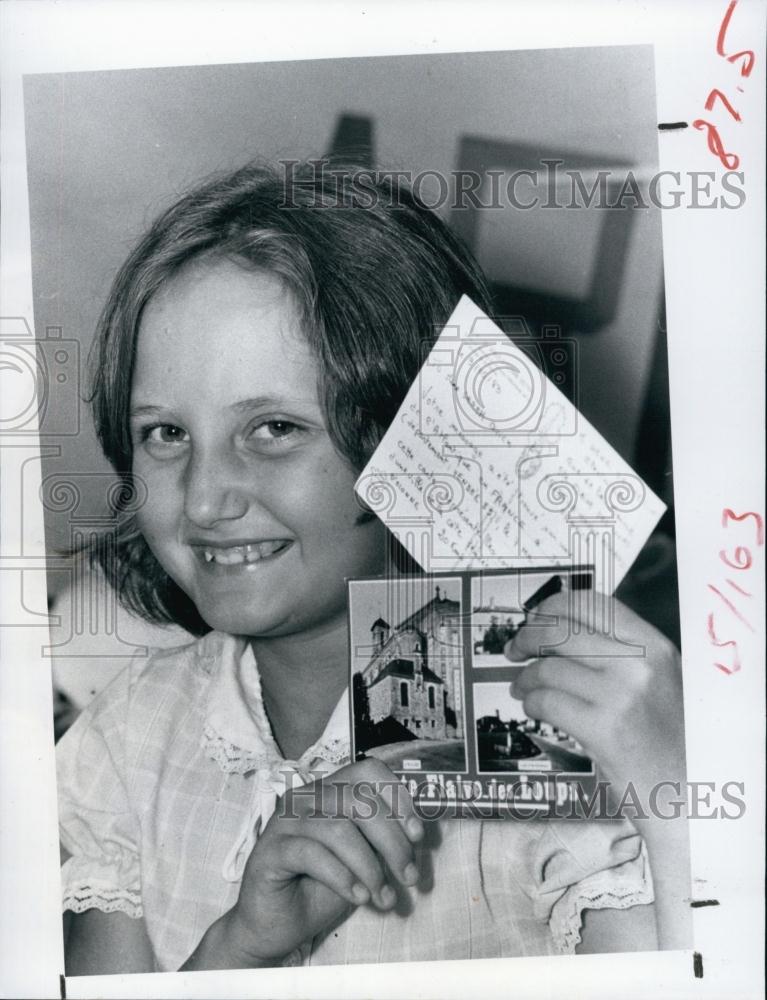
[144,257,299,326]
[132,260,318,406]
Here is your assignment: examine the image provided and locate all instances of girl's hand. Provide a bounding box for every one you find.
[507,591,686,808]
[222,757,424,966]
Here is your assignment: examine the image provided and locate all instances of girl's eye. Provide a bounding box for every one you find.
[151,425,187,442]
[248,420,301,445]
[139,424,189,453]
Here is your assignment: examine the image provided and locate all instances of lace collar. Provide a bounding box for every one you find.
[199,631,351,777]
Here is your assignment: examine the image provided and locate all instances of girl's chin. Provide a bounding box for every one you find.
[196,599,303,639]
[198,596,348,642]
[199,607,286,637]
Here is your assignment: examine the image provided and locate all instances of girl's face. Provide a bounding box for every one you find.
[130,259,387,638]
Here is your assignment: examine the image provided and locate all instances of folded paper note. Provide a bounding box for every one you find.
[355,296,666,592]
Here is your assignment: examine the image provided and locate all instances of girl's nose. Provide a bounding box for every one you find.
[182,448,250,528]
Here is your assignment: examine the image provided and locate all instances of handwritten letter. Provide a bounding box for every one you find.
[356,296,666,591]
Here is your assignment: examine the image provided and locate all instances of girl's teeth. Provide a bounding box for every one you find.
[250,540,284,560]
[218,549,245,565]
[203,542,285,565]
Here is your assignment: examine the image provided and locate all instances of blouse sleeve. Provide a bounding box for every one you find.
[531,819,654,954]
[57,663,143,919]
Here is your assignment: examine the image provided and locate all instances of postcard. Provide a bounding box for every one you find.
[348,568,600,819]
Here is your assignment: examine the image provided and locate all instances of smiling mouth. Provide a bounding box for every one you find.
[196,540,292,567]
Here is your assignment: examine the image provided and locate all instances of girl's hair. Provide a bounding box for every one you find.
[90,159,493,633]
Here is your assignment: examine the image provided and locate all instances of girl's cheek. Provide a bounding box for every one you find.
[135,504,166,545]
[134,471,182,536]
[135,459,182,500]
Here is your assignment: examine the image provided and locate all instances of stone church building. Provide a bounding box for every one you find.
[360,586,464,741]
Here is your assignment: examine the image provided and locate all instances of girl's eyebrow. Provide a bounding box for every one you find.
[129,404,164,420]
[230,395,315,413]
[129,396,316,420]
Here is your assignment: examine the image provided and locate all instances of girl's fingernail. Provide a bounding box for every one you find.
[403,862,419,885]
[379,884,396,908]
[352,882,370,905]
[352,883,369,904]
[406,816,424,840]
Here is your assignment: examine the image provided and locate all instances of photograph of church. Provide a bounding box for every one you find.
[349,577,466,772]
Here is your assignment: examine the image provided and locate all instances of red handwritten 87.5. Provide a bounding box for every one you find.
[692,0,755,170]
[707,509,764,675]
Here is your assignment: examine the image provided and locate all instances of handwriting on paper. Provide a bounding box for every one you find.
[693,0,755,169]
[356,296,666,591]
[707,508,764,674]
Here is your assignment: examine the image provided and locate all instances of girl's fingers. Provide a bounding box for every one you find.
[507,591,668,665]
[512,656,604,705]
[336,764,420,888]
[282,811,392,908]
[508,619,622,667]
[327,758,423,885]
[525,590,647,634]
[519,687,597,745]
[348,790,419,890]
[275,834,371,908]
[333,757,424,843]
[283,758,422,898]
[366,763,425,845]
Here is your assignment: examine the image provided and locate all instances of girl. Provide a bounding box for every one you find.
[57,161,690,975]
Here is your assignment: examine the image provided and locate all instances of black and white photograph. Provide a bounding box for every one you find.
[1,3,764,999]
[18,41,690,978]
[473,681,592,775]
[470,571,583,667]
[471,578,527,666]
[350,577,467,772]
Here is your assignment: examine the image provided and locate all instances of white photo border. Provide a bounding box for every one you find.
[1,2,764,998]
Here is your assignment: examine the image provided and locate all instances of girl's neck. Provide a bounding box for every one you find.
[250,616,349,761]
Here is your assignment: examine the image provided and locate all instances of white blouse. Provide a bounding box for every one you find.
[57,630,654,972]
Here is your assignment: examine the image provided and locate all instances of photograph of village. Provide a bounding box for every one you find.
[470,572,564,667]
[473,681,592,774]
[349,577,467,772]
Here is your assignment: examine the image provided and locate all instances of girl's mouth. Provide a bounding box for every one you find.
[197,539,292,567]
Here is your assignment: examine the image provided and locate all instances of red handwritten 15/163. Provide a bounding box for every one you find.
[707,509,764,675]
[693,0,755,169]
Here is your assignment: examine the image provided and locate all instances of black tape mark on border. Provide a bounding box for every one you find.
[693,952,704,979]
[691,899,720,908]
[60,973,67,998]
[658,122,689,130]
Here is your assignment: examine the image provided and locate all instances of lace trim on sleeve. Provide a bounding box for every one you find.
[548,840,654,955]
[61,853,143,920]
[63,882,143,919]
